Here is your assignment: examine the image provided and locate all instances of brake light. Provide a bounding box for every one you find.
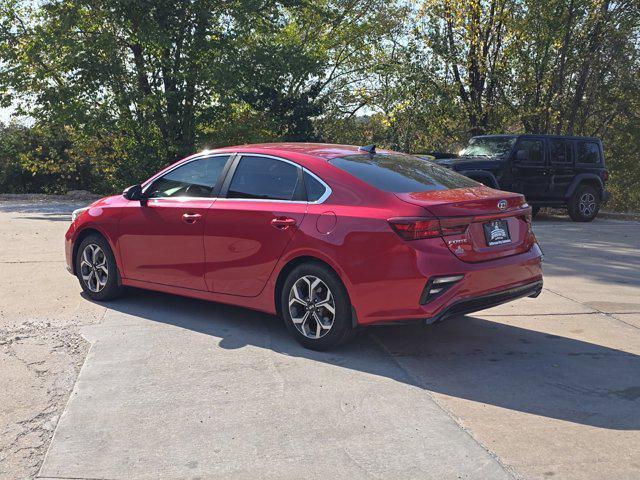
[521,212,537,244]
[602,170,609,182]
[388,218,441,240]
[388,217,470,240]
[440,217,472,236]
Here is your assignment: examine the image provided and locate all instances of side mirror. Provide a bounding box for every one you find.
[123,184,144,201]
[516,149,529,162]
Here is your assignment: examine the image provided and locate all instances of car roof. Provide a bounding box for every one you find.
[205,143,396,161]
[472,134,601,141]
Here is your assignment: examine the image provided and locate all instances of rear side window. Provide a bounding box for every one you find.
[147,155,230,198]
[304,171,328,202]
[577,141,600,164]
[227,156,300,200]
[549,139,573,163]
[330,154,478,193]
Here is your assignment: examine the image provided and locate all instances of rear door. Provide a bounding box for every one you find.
[548,138,575,199]
[204,155,307,296]
[511,137,550,200]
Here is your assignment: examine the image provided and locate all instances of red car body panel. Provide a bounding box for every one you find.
[65,143,543,325]
[203,199,307,296]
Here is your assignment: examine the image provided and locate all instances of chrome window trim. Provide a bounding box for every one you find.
[140,152,333,204]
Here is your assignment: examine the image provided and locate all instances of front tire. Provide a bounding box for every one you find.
[75,234,123,301]
[568,184,600,222]
[281,263,354,350]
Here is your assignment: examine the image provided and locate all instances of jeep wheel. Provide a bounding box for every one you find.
[568,185,600,222]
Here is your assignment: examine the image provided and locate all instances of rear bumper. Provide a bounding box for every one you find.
[602,189,611,203]
[426,280,542,324]
[354,241,543,325]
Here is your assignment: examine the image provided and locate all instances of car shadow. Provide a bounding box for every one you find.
[98,288,640,431]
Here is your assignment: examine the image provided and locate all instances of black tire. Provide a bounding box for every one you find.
[531,206,541,217]
[280,262,354,350]
[567,184,600,222]
[75,234,124,301]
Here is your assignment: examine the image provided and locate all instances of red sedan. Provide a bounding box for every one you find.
[65,143,543,350]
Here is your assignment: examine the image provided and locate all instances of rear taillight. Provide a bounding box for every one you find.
[388,218,441,240]
[388,217,470,241]
[521,212,537,243]
[440,217,472,236]
[602,170,609,182]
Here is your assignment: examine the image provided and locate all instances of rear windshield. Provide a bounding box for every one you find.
[330,154,479,193]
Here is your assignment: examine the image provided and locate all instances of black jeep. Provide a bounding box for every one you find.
[428,135,610,222]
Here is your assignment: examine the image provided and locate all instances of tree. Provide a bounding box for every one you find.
[417,0,515,135]
[0,0,403,182]
[505,0,639,135]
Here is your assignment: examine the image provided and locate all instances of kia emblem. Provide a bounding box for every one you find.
[497,200,508,210]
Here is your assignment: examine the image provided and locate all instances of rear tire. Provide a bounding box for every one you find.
[567,184,600,222]
[75,234,124,301]
[280,262,354,350]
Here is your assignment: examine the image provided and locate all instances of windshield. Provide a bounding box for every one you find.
[460,137,516,158]
[330,154,479,193]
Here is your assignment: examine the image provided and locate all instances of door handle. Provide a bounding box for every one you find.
[182,213,202,224]
[271,217,297,229]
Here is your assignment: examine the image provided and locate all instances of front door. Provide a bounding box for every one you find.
[511,137,550,201]
[118,154,231,290]
[204,155,307,296]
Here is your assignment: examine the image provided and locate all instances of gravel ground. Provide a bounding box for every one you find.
[0,196,104,479]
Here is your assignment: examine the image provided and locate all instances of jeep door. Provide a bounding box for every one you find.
[548,138,575,199]
[511,137,550,201]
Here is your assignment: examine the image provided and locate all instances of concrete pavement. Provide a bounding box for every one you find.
[1,200,639,479]
[39,293,512,480]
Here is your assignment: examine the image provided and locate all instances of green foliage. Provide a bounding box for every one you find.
[0,0,639,211]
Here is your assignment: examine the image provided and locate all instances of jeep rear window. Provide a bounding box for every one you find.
[330,154,479,193]
[577,141,600,164]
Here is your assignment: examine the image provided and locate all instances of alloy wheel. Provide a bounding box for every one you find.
[578,192,597,217]
[80,243,109,293]
[288,275,336,339]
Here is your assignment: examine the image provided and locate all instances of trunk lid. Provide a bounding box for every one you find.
[395,186,536,262]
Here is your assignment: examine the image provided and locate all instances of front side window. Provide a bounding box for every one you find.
[227,156,300,200]
[577,141,600,164]
[516,139,544,163]
[146,155,230,198]
[550,139,573,163]
[460,136,516,158]
[330,154,479,193]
